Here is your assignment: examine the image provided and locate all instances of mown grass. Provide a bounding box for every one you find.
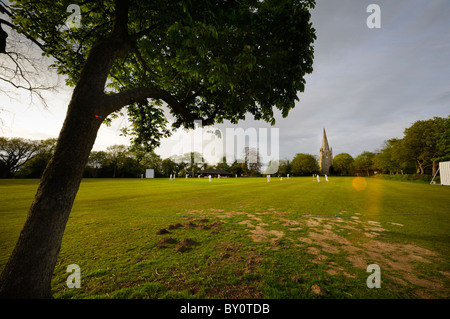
[0,176,449,299]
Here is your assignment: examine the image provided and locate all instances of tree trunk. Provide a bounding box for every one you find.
[0,95,103,298]
[0,3,134,295]
[418,162,424,175]
[432,161,437,177]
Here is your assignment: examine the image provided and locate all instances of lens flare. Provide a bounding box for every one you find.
[352,177,367,191]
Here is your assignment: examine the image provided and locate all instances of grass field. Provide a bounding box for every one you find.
[0,176,449,299]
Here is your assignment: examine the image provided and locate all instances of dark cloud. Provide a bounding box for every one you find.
[230,0,450,161]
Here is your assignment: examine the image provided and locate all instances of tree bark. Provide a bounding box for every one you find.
[417,160,424,175]
[0,94,103,298]
[0,0,140,297]
[0,23,132,299]
[432,160,437,177]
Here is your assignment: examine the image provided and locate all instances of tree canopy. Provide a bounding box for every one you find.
[0,137,42,177]
[354,151,375,176]
[332,153,354,176]
[2,0,316,150]
[374,116,449,176]
[291,153,318,175]
[402,116,447,175]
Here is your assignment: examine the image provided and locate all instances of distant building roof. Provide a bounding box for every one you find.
[198,169,231,175]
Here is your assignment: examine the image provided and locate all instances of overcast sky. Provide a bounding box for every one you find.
[1,0,449,165]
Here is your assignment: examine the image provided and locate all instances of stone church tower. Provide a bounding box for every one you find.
[319,128,333,175]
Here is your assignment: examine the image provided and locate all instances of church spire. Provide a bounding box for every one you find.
[319,128,333,175]
[321,128,330,151]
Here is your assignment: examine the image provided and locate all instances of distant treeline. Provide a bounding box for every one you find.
[0,140,264,178]
[1,116,448,179]
[343,115,449,177]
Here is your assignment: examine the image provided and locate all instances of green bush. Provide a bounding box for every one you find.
[374,174,439,183]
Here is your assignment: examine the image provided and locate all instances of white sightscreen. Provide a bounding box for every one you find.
[145,169,154,179]
[440,161,450,186]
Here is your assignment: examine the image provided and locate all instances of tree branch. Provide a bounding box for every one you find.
[103,85,219,126]
[130,23,161,41]
[202,108,218,126]
[181,86,204,107]
[0,50,55,108]
[131,46,148,86]
[0,18,45,51]
[111,0,130,40]
[104,86,196,122]
[0,2,13,17]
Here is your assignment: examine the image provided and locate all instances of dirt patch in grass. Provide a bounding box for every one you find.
[179,209,448,298]
[249,226,284,243]
[179,238,196,246]
[297,216,447,298]
[184,221,197,228]
[158,237,177,245]
[175,239,196,253]
[390,222,404,227]
[193,218,210,223]
[278,218,301,226]
[238,220,255,227]
[310,284,328,296]
[354,239,445,297]
[207,285,264,299]
[326,262,356,278]
[212,241,262,268]
[308,229,353,246]
[207,221,224,233]
[167,223,183,230]
[157,217,224,253]
[214,211,248,218]
[156,237,178,248]
[175,245,190,252]
[156,228,170,235]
